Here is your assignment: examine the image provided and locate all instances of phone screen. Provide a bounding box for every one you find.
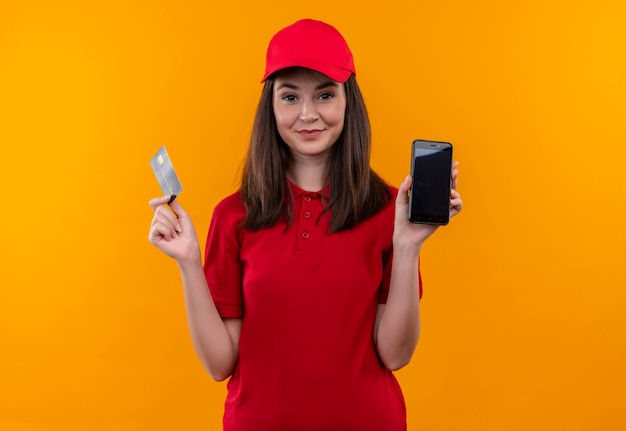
[409,140,453,225]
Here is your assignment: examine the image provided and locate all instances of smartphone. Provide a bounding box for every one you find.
[408,139,453,225]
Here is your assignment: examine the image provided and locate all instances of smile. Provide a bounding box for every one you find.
[297,129,324,139]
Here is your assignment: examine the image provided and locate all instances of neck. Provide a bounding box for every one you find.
[287,158,327,191]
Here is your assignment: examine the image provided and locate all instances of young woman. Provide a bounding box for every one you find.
[149,19,462,431]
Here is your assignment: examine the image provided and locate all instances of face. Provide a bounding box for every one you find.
[272,68,346,164]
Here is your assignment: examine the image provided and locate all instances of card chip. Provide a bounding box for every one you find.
[157,155,164,165]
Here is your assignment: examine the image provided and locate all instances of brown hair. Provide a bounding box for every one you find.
[240,73,391,233]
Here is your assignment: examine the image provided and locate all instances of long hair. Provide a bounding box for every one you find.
[240,73,391,233]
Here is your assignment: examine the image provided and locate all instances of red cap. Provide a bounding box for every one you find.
[262,19,356,83]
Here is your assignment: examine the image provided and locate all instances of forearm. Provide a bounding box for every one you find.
[177,257,238,381]
[375,243,421,371]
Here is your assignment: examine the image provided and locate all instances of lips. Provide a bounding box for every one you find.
[297,129,324,139]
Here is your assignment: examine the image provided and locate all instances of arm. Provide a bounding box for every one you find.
[149,196,241,381]
[373,243,421,371]
[374,163,462,370]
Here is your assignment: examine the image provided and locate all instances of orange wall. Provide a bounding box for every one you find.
[1,1,625,430]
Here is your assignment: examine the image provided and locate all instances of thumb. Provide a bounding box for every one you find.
[168,199,188,220]
[396,175,412,205]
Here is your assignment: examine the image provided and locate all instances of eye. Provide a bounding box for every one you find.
[318,92,334,100]
[281,94,297,102]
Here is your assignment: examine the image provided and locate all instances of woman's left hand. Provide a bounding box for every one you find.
[393,161,463,250]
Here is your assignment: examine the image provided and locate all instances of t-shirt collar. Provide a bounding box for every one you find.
[288,180,330,199]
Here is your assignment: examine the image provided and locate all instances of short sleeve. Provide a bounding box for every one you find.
[203,193,246,318]
[378,248,423,303]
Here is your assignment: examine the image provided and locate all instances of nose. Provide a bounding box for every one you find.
[299,99,319,122]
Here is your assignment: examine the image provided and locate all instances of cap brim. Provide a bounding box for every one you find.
[261,61,353,83]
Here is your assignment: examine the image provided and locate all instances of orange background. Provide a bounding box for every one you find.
[1,1,625,430]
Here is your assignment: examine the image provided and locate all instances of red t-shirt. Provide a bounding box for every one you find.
[204,182,421,431]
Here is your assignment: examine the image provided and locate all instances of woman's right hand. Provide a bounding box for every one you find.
[148,196,201,265]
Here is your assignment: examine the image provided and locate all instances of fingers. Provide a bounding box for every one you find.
[450,189,463,214]
[149,195,173,211]
[451,161,459,190]
[148,196,183,244]
[150,219,178,242]
[156,203,183,229]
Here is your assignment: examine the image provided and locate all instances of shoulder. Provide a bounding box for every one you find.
[372,183,398,227]
[361,182,397,226]
[215,190,245,213]
[205,191,247,248]
[382,183,398,213]
[212,190,246,226]
[386,184,399,200]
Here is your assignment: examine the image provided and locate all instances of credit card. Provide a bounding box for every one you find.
[150,145,183,202]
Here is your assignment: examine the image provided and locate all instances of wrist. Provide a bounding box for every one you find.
[392,236,422,258]
[176,248,203,272]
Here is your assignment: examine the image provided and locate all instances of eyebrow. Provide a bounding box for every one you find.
[275,81,340,91]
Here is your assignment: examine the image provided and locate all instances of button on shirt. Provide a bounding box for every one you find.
[203,182,421,431]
